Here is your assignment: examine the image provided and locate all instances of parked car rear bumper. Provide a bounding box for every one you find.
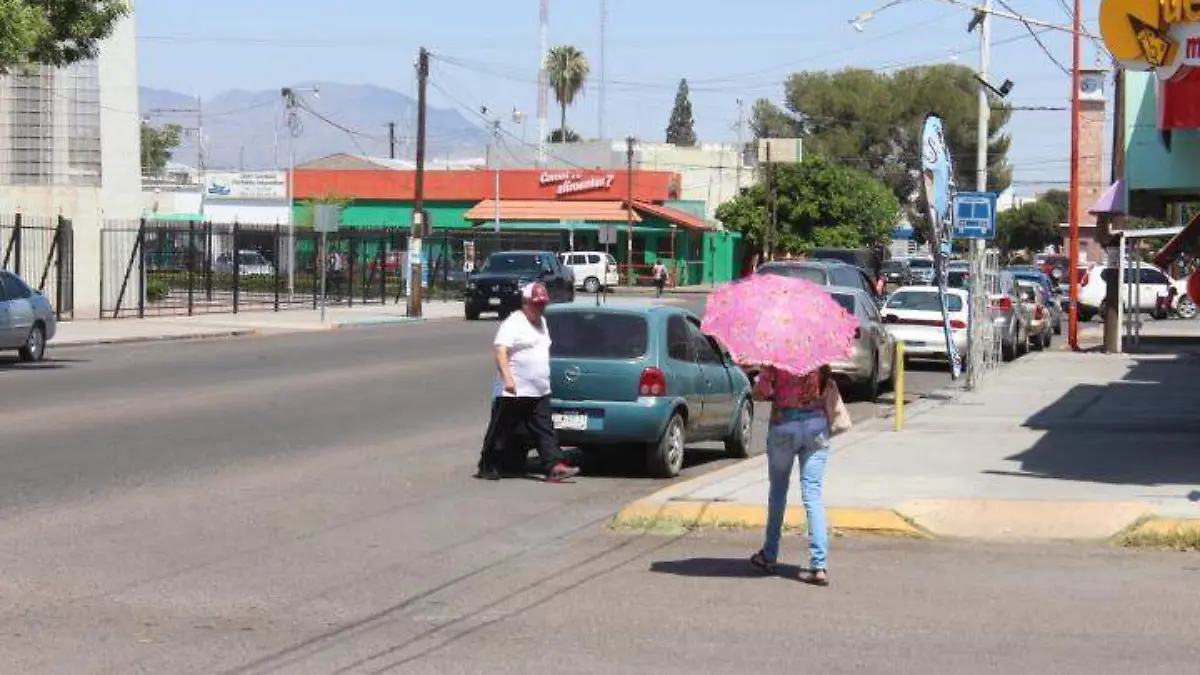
[830,343,874,381]
[550,396,680,446]
[888,325,967,358]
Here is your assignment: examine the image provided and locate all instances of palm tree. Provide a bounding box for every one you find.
[544,45,590,142]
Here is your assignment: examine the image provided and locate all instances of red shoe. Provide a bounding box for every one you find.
[546,463,580,482]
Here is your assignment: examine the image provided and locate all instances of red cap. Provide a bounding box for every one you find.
[523,282,550,305]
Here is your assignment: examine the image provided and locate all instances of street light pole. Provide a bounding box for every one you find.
[1067,0,1083,351]
[282,85,318,303]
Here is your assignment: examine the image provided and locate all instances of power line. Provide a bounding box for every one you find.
[996,0,1070,75]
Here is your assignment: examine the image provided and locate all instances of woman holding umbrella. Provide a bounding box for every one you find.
[701,274,855,587]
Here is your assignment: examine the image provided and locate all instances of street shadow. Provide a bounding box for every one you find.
[650,557,806,579]
[564,445,729,480]
[987,349,1200,489]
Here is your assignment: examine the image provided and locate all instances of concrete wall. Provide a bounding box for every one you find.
[0,5,140,319]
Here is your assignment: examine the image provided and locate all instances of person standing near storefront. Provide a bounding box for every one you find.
[476,282,581,483]
[652,259,669,298]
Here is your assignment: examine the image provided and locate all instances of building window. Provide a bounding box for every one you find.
[1,60,102,187]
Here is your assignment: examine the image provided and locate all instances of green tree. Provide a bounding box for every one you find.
[1039,189,1070,224]
[751,65,1012,241]
[544,45,590,144]
[665,78,697,146]
[716,155,898,265]
[0,0,129,73]
[547,128,581,143]
[140,122,183,177]
[996,201,1060,255]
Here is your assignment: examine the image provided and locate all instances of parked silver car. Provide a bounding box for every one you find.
[993,271,1031,362]
[0,271,56,362]
[826,286,896,400]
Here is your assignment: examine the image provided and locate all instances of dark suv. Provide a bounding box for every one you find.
[756,259,883,305]
[464,251,575,320]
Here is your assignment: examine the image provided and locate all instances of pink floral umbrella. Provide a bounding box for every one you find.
[701,274,859,376]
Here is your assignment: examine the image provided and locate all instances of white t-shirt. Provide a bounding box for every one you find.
[493,313,553,398]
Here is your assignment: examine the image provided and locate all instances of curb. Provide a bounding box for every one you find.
[49,329,260,349]
[612,499,926,537]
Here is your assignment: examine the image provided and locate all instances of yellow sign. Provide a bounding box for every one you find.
[1100,0,1200,80]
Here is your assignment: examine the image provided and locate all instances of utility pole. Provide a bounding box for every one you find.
[483,111,502,233]
[765,141,776,262]
[410,48,430,319]
[734,98,745,192]
[599,0,607,139]
[536,0,550,166]
[626,136,635,284]
[388,121,397,159]
[966,0,992,391]
[1067,0,1083,351]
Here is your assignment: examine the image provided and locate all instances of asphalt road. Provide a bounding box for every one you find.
[0,309,977,674]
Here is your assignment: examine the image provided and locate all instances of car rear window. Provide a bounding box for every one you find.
[830,293,856,315]
[756,264,827,285]
[547,312,649,359]
[909,259,934,269]
[887,291,964,312]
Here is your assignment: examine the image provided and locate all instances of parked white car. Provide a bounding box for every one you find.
[1077,264,1195,321]
[559,251,619,293]
[881,286,970,362]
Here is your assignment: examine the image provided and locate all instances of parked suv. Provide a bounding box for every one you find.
[464,251,575,320]
[756,259,883,305]
[1077,264,1195,321]
[559,250,619,293]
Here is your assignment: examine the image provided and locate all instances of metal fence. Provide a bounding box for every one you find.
[966,248,1002,388]
[100,220,411,318]
[0,213,75,320]
[97,223,580,318]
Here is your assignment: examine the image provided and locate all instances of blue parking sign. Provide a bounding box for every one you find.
[952,192,998,240]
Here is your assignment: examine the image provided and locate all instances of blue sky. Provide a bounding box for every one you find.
[136,0,1107,195]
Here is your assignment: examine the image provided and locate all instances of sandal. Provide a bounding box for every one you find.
[750,550,777,574]
[802,569,829,587]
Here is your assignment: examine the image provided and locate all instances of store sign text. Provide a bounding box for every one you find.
[538,171,615,197]
[1100,0,1200,80]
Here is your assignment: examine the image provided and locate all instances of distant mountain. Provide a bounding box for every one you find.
[139,83,489,171]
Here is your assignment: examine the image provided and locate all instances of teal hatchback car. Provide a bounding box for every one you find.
[545,303,754,478]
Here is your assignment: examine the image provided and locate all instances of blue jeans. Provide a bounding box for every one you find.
[762,411,831,570]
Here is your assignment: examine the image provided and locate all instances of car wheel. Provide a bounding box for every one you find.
[1002,339,1017,362]
[1178,295,1198,320]
[853,353,879,401]
[19,323,46,363]
[1031,329,1046,351]
[1043,330,1053,349]
[583,276,601,294]
[464,305,480,321]
[724,399,753,459]
[1016,327,1029,356]
[1054,317,1063,335]
[648,412,687,479]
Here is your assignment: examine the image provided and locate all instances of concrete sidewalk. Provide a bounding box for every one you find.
[49,301,463,348]
[617,323,1200,541]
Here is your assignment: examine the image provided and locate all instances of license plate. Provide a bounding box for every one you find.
[552,413,588,431]
[488,297,501,306]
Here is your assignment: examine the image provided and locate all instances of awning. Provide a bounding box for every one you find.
[1153,211,1200,267]
[632,201,712,231]
[463,200,639,223]
[144,212,204,222]
[1088,180,1126,216]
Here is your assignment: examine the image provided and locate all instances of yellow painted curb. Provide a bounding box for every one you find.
[612,499,925,537]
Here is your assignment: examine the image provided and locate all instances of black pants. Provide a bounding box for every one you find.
[478,395,565,473]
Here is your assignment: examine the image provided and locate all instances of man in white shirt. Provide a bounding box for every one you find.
[476,282,580,482]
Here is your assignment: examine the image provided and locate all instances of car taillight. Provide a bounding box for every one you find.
[639,367,667,397]
[991,296,1012,311]
[951,319,967,329]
